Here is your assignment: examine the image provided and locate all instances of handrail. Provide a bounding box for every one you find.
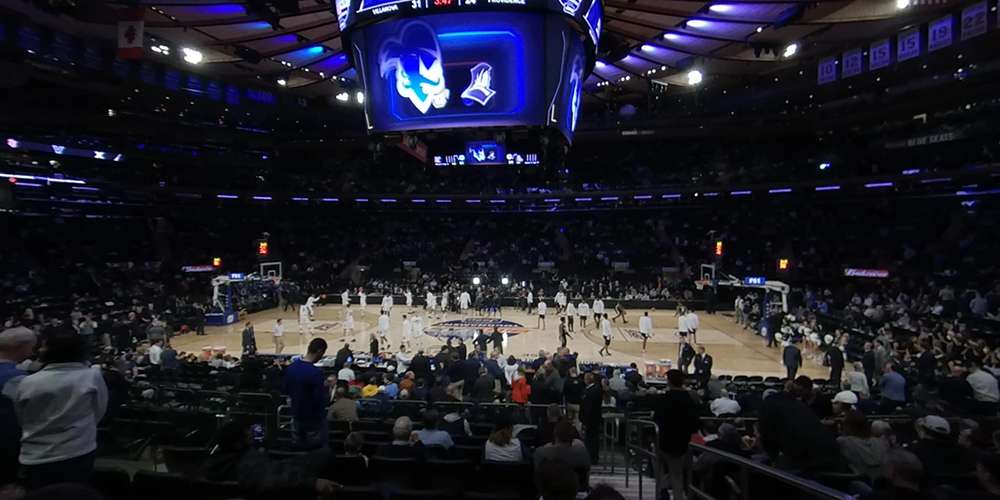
[688,443,854,500]
[623,418,661,500]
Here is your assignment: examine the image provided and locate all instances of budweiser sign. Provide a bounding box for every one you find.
[844,268,890,278]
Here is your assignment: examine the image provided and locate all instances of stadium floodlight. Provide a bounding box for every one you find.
[708,4,733,13]
[687,70,703,85]
[501,277,510,285]
[181,47,203,64]
[276,78,287,86]
[355,91,365,104]
[686,19,709,28]
[472,276,481,285]
[783,43,799,58]
[335,92,349,102]
[819,162,831,171]
[896,0,910,9]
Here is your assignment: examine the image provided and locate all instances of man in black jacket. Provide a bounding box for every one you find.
[782,341,803,380]
[825,346,845,388]
[490,327,504,354]
[693,346,713,388]
[409,350,431,382]
[333,343,352,371]
[861,342,877,388]
[580,371,604,465]
[758,383,844,475]
[652,370,701,500]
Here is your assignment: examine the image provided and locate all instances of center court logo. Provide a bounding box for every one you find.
[312,321,342,332]
[424,318,529,340]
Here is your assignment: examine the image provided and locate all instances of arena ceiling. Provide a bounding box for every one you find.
[10,0,959,100]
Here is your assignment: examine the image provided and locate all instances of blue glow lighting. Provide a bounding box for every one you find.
[380,198,398,203]
[72,186,99,192]
[435,199,452,204]
[252,196,272,201]
[306,45,325,55]
[465,199,482,204]
[544,198,561,203]
[600,196,618,201]
[490,199,506,204]
[865,182,893,188]
[768,188,792,194]
[730,190,751,196]
[662,194,681,199]
[198,4,246,15]
[818,163,832,171]
[291,197,310,201]
[217,194,238,199]
[633,195,652,200]
[815,185,841,191]
[321,197,340,202]
[412,199,426,203]
[920,177,951,184]
[575,197,592,202]
[901,168,922,175]
[355,198,370,202]
[702,192,719,197]
[14,182,42,188]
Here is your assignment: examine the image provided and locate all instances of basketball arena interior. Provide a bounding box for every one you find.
[1,0,1000,499]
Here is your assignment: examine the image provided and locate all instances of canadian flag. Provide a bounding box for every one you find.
[117,8,145,60]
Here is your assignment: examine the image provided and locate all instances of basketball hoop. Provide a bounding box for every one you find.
[694,280,707,291]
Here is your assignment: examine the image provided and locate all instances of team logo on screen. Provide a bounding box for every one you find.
[335,0,351,30]
[559,0,583,15]
[568,55,583,132]
[424,318,528,340]
[379,21,450,114]
[460,62,496,106]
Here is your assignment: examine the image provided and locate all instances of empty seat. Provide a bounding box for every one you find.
[160,446,210,476]
[90,466,131,500]
[132,471,193,500]
[329,455,372,486]
[370,456,419,488]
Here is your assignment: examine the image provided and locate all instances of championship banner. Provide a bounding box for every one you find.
[117,8,145,60]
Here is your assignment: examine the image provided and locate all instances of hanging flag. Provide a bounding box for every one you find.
[117,8,145,60]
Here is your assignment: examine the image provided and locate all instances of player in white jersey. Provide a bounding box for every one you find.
[440,291,449,314]
[592,298,604,324]
[459,291,471,312]
[565,301,576,332]
[638,311,653,353]
[599,314,613,356]
[404,289,413,308]
[411,314,424,349]
[578,301,590,329]
[343,305,355,334]
[341,289,350,306]
[359,290,367,309]
[401,314,413,347]
[377,311,390,345]
[298,304,313,349]
[525,290,534,313]
[305,294,321,318]
[426,291,436,312]
[273,318,285,354]
[537,301,547,329]
[381,293,393,316]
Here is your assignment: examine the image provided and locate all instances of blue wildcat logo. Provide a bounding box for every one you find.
[379,22,450,114]
[568,55,583,132]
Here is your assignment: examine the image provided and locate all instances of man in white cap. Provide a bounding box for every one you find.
[832,390,859,416]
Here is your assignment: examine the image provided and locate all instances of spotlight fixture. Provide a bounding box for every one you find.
[708,4,733,13]
[472,276,481,285]
[687,69,703,85]
[783,42,799,58]
[335,92,349,102]
[896,0,910,9]
[276,78,287,86]
[355,91,365,104]
[501,277,510,285]
[181,47,203,64]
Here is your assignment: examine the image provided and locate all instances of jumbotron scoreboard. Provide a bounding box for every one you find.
[336,0,601,142]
